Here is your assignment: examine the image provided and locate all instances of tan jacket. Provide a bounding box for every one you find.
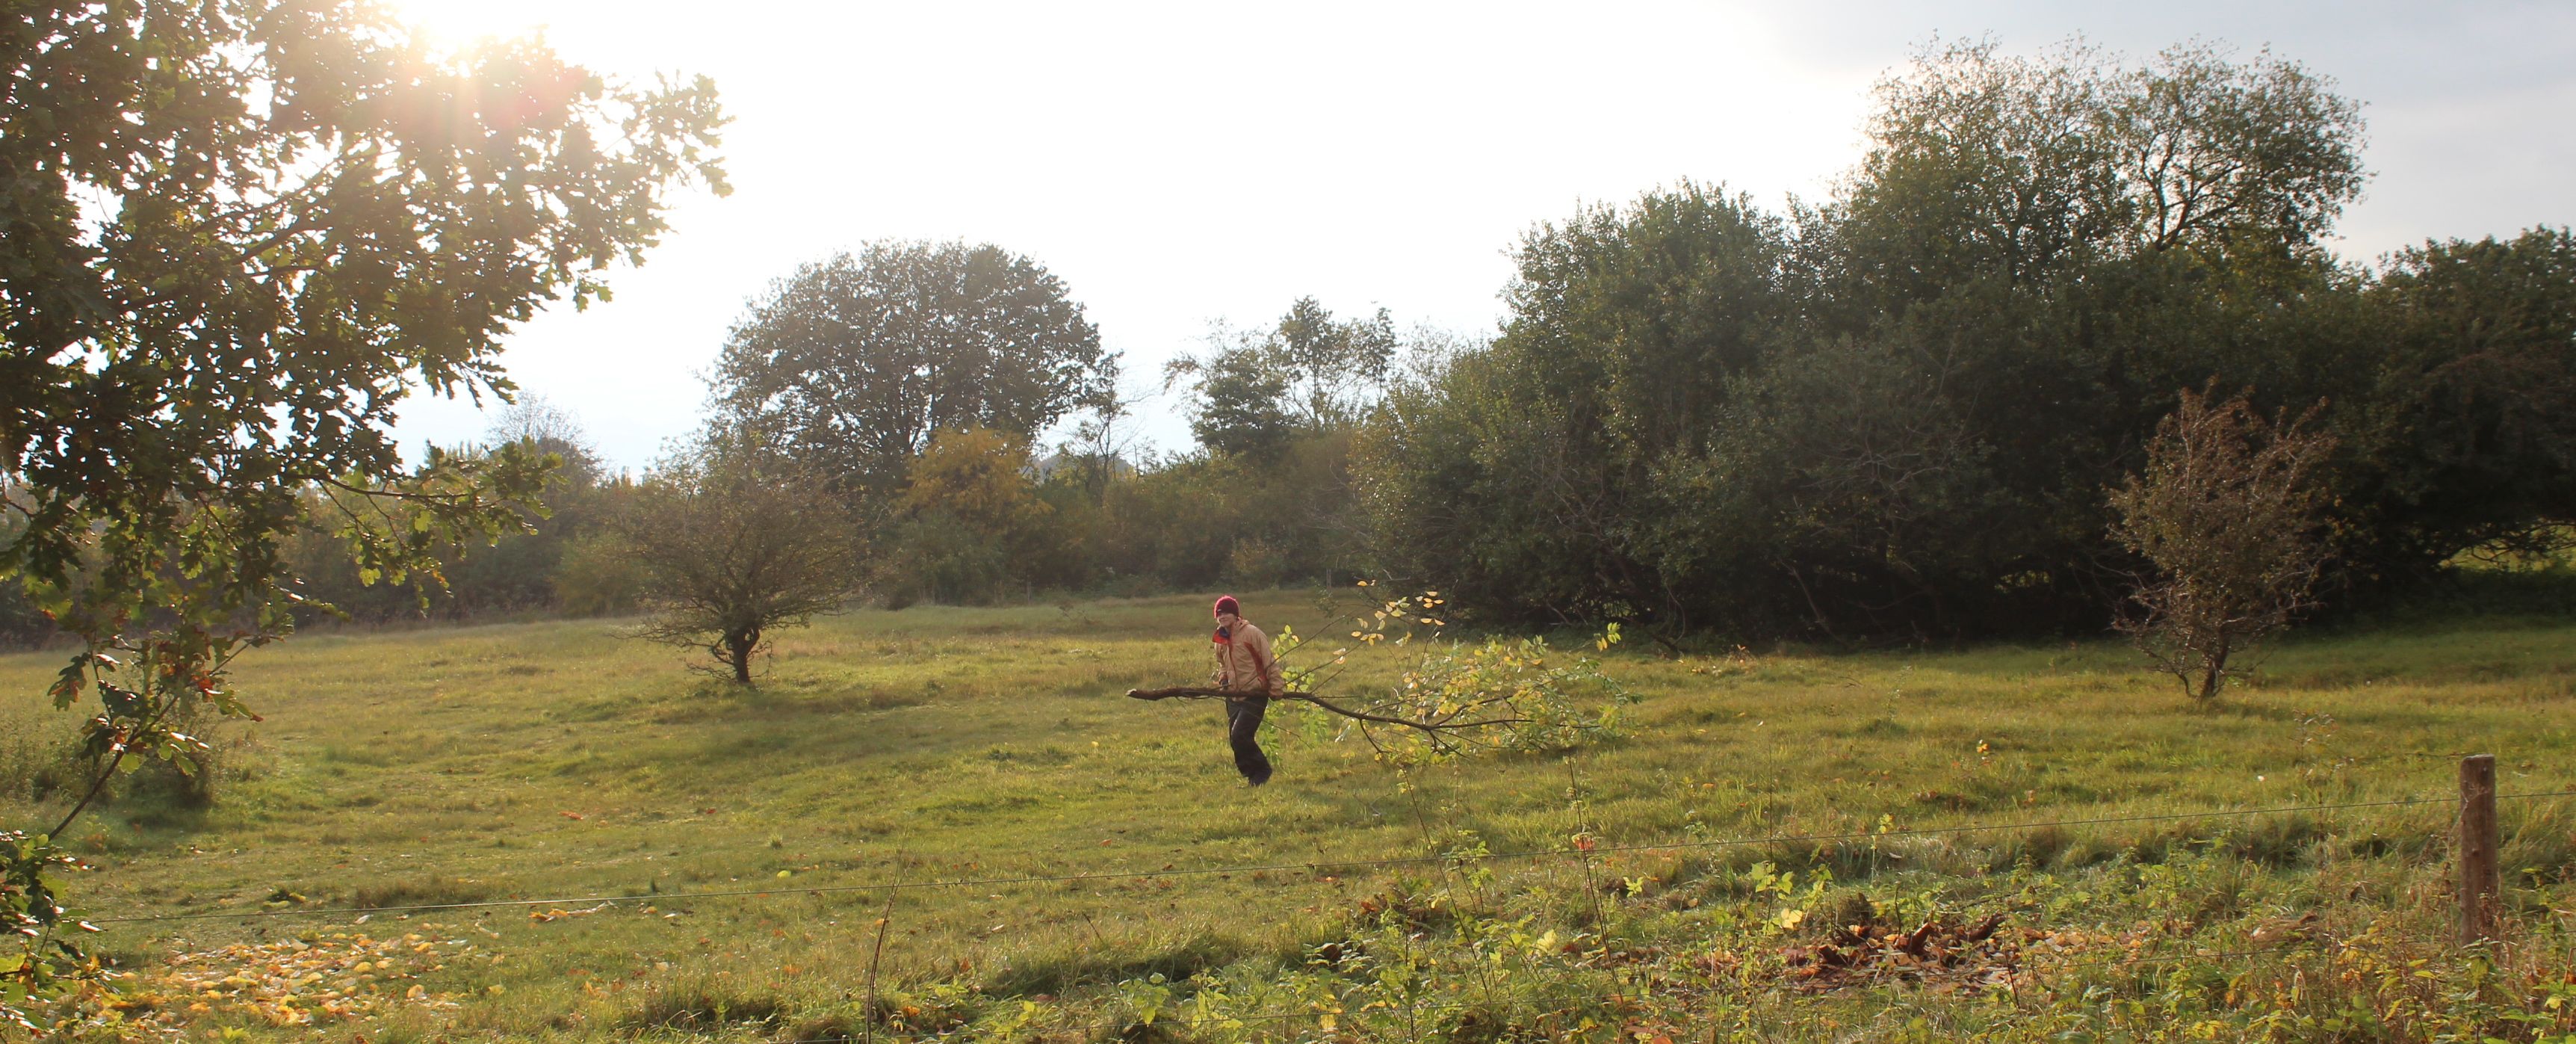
[1213,620,1284,698]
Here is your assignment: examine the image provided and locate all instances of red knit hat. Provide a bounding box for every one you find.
[1213,595,1240,617]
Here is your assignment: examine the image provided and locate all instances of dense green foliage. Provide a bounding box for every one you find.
[273,401,637,623]
[1358,42,2576,637]
[709,242,1107,498]
[1166,296,1399,459]
[3,0,725,626]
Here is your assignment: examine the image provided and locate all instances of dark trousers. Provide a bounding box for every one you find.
[1224,696,1272,785]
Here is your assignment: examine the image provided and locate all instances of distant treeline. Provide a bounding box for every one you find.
[1363,44,2576,638]
[28,40,2557,646]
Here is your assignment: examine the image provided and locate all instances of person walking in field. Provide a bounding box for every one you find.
[1210,595,1281,785]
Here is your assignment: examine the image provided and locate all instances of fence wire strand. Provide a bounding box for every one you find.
[755,942,2326,1043]
[71,785,2563,1041]
[84,788,2569,925]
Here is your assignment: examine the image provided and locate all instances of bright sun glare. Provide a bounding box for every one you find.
[382,0,551,46]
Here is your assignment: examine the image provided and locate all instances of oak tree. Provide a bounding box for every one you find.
[710,242,1107,497]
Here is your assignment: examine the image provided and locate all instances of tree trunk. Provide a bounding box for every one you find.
[727,629,756,683]
[2197,637,2231,700]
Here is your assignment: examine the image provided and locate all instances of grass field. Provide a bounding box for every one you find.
[5,590,2575,1042]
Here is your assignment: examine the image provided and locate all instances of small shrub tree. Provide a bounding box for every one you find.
[2108,384,2339,699]
[622,431,867,682]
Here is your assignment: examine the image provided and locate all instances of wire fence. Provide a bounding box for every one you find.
[742,942,2332,1044]
[75,780,2571,1041]
[87,788,2569,925]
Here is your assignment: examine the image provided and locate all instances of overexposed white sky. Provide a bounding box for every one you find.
[386,0,2576,469]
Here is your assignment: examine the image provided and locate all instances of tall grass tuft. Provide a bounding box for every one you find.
[350,875,492,910]
[616,972,785,1034]
[986,927,1266,997]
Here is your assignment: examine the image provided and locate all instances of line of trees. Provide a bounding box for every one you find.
[1363,40,2575,639]
[235,271,1433,641]
[122,37,2571,662]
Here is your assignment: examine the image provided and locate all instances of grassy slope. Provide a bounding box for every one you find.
[4,590,2574,1040]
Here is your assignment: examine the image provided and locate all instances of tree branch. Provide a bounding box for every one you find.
[1125,686,1538,738]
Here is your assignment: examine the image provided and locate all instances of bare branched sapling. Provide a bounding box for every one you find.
[2108,385,2338,700]
[621,433,867,683]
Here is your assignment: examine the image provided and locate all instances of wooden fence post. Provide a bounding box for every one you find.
[2458,753,2501,945]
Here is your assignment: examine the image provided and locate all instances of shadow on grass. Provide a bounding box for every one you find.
[350,874,494,909]
[984,929,1278,997]
[616,974,784,1034]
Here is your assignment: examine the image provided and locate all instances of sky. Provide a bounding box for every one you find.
[383,0,2576,470]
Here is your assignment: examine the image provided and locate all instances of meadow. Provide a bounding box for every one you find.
[4,589,2575,1042]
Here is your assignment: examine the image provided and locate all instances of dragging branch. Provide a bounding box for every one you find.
[1128,592,1632,765]
[1127,687,1538,737]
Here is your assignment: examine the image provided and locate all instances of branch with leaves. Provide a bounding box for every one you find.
[1124,687,1543,746]
[1130,590,1632,765]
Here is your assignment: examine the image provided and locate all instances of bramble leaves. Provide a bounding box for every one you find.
[0,831,90,1034]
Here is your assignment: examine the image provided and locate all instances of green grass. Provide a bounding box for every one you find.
[4,590,2575,1041]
